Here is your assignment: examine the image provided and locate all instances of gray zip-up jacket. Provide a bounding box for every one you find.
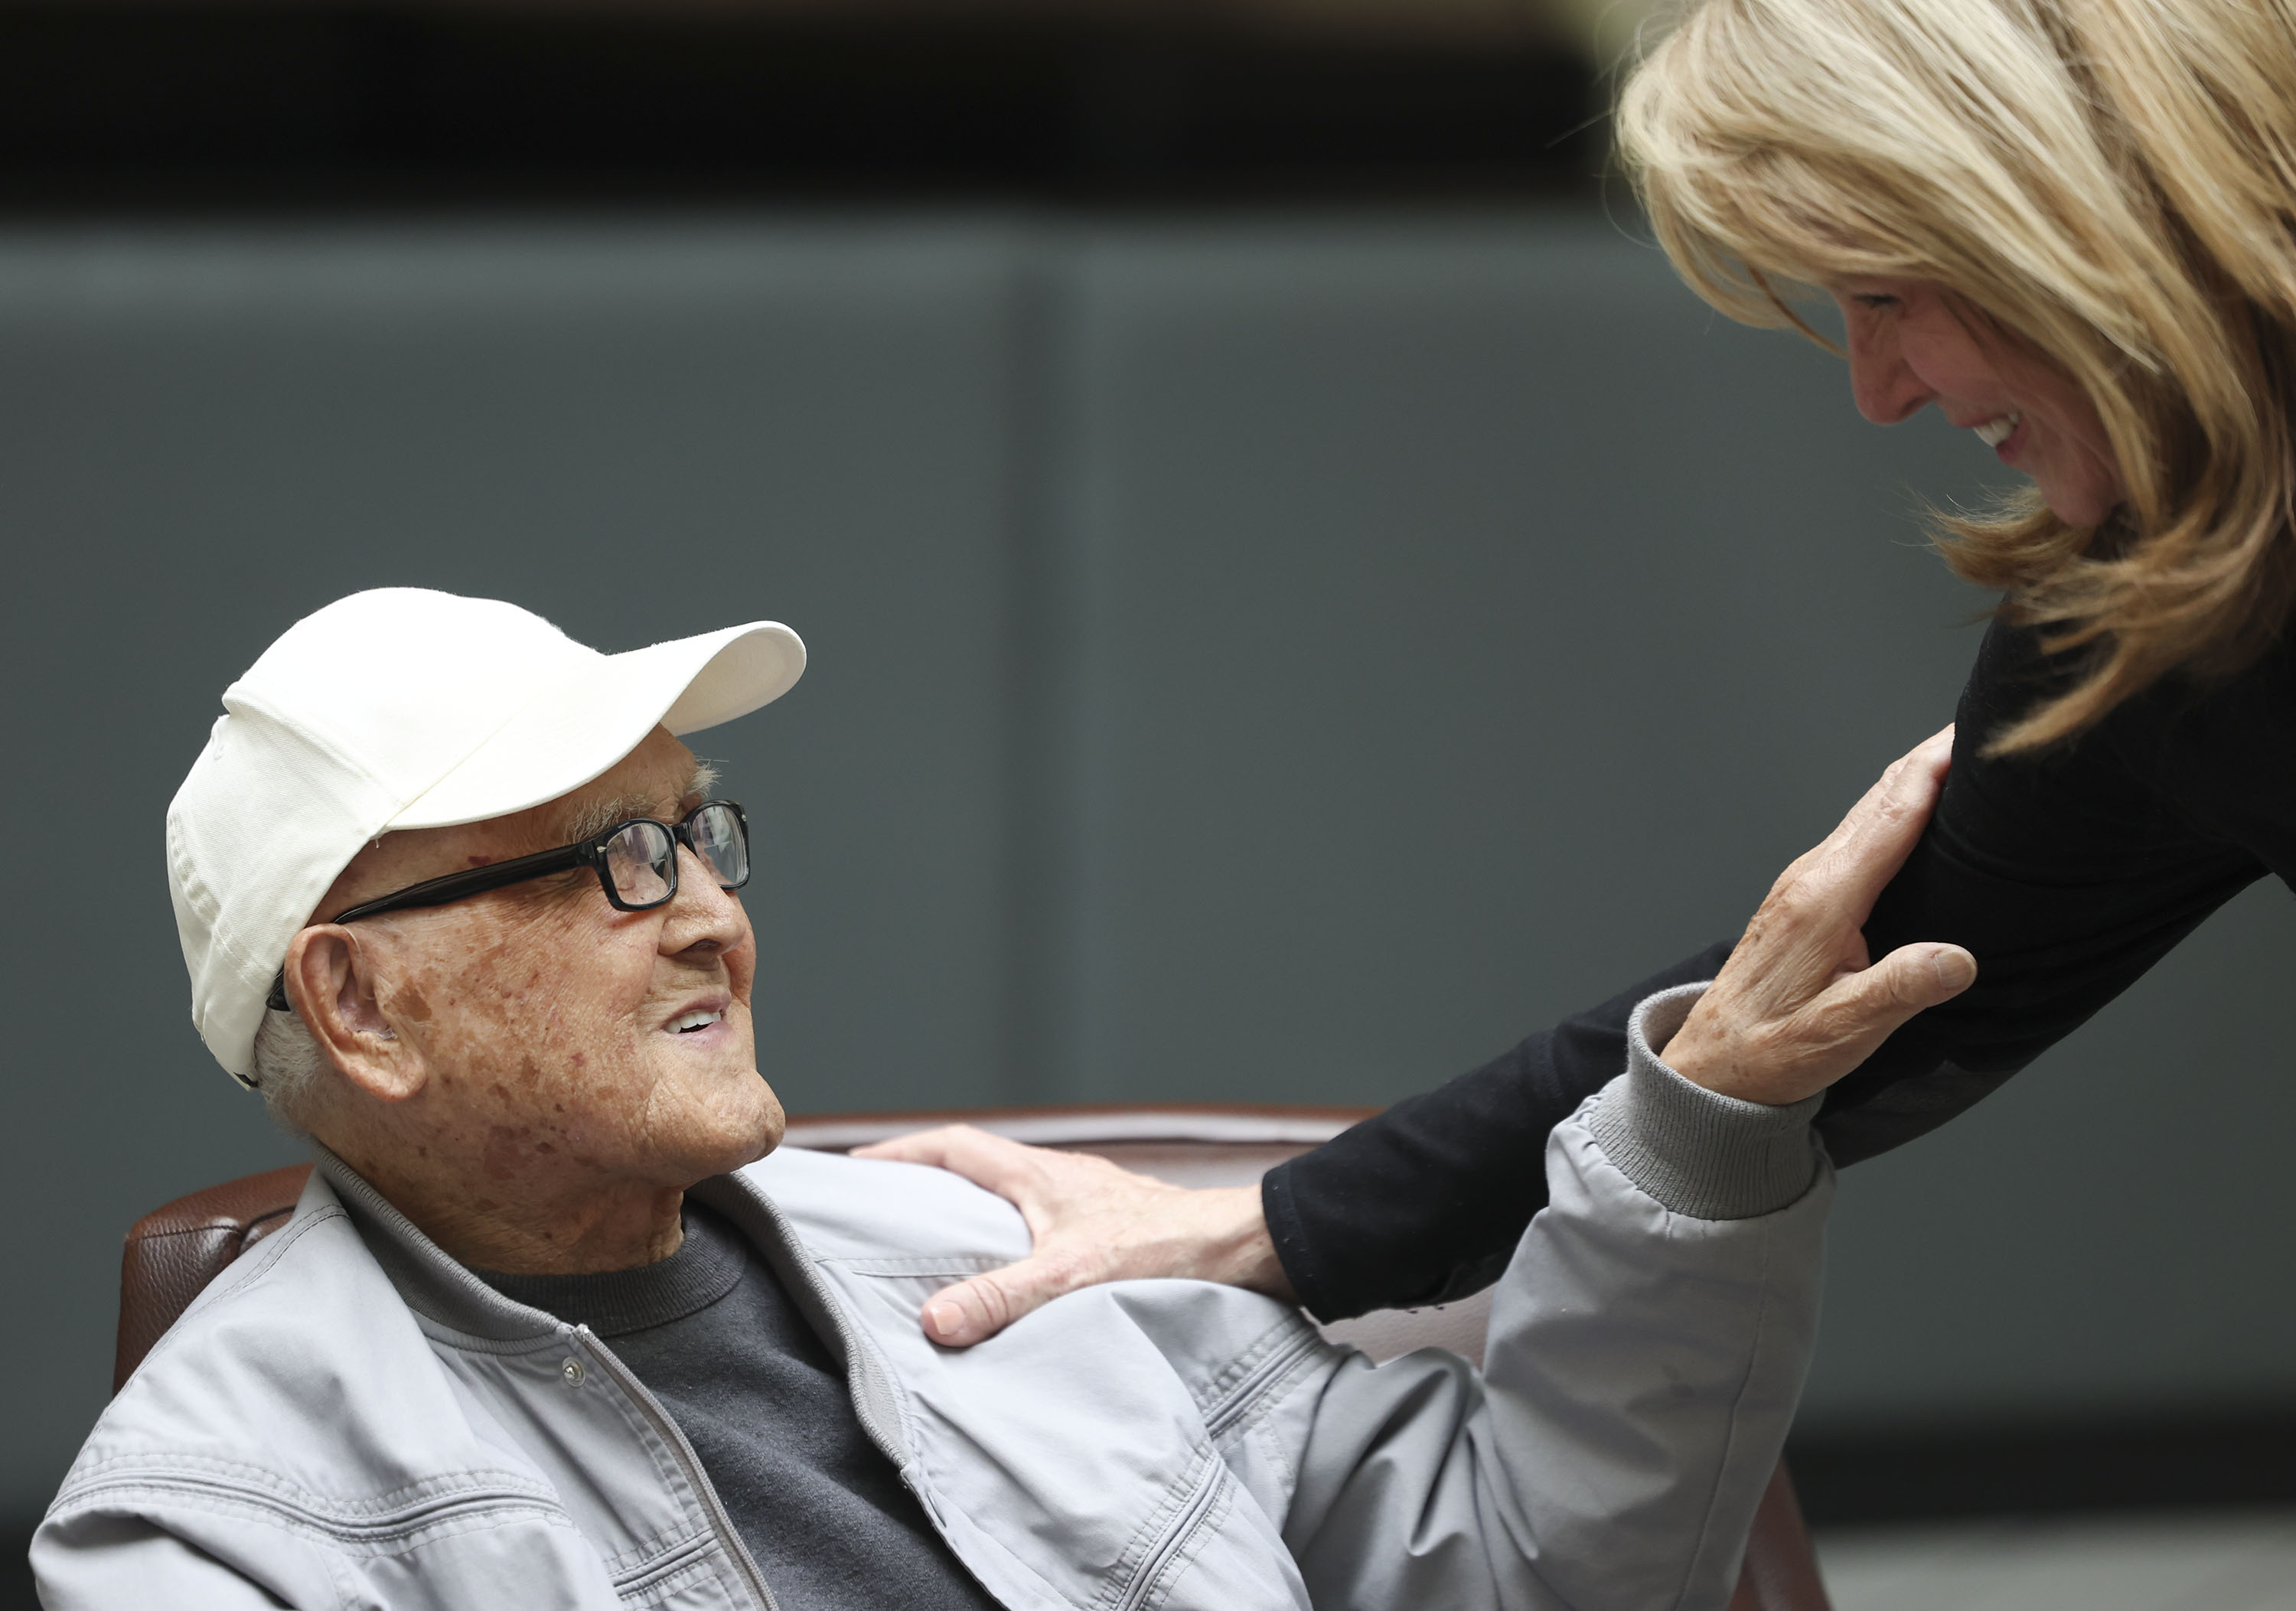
[36,985,1831,1611]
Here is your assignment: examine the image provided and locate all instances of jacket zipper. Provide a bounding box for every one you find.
[579,1328,782,1611]
[1114,1457,1225,1611]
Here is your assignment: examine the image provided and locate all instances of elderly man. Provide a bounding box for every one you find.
[35,587,1929,1611]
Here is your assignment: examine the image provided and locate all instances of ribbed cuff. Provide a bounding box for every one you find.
[1583,983,1822,1221]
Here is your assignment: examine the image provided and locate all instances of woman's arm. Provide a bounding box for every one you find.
[874,618,2273,1339]
[1274,620,2266,1319]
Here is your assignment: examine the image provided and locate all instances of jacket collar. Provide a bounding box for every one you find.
[311,1145,564,1345]
[307,1144,914,1465]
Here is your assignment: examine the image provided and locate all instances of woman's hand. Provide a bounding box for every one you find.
[1662,726,1977,1105]
[850,1125,1293,1346]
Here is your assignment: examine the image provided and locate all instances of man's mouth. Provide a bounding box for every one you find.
[1973,409,2022,448]
[669,1009,725,1034]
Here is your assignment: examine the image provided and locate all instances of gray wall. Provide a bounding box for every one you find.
[2,213,2289,1517]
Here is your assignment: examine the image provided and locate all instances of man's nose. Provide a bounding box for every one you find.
[1847,325,1933,425]
[662,844,748,954]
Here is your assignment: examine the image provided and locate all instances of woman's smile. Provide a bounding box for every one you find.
[1832,280,2126,527]
[1971,410,2020,452]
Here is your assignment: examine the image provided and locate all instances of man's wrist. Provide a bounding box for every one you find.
[1584,983,1823,1221]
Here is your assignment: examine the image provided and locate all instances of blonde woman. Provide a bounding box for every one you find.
[864,0,2296,1342]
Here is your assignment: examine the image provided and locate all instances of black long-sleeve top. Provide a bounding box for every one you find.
[1263,615,2291,1320]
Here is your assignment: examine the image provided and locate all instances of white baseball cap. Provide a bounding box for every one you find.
[166,588,806,1088]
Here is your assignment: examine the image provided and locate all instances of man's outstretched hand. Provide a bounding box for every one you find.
[1662,726,1977,1104]
[850,1125,1293,1346]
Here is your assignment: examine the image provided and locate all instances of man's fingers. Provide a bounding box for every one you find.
[1803,941,1977,1072]
[918,1251,1089,1347]
[1666,728,1968,1104]
[1799,726,1955,918]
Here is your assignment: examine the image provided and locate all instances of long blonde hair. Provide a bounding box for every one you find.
[1618,0,2296,752]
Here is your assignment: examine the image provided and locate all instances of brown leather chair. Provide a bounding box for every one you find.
[116,1105,1830,1611]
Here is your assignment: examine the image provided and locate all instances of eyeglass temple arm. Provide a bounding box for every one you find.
[263,843,591,1013]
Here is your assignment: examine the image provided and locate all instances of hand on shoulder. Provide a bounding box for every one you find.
[851,1125,1293,1346]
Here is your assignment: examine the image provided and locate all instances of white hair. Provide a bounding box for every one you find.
[250,1006,331,1134]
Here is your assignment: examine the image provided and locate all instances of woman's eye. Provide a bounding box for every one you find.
[1854,293,1900,311]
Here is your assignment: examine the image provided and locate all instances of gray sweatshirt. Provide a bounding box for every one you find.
[473,1202,1003,1609]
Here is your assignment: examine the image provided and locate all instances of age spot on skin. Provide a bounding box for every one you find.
[482,1125,533,1182]
[397,983,434,1024]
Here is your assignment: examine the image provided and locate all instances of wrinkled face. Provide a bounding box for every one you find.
[315,726,781,1201]
[1831,279,2128,527]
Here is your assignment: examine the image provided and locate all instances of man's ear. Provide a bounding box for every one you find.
[282,926,427,1104]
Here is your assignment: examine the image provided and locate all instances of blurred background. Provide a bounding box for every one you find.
[3,2,2293,1606]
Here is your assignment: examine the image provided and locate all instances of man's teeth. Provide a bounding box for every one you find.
[670,1009,724,1033]
[1974,409,2021,448]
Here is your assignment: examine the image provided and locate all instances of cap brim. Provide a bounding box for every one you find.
[385,621,804,831]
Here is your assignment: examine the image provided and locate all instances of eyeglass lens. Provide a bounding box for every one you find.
[604,821,678,906]
[688,802,748,888]
[600,804,748,908]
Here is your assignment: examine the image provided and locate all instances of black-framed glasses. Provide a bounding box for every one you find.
[266,801,750,1013]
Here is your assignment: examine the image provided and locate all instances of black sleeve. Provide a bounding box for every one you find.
[1264,618,2267,1322]
[1817,618,2264,1162]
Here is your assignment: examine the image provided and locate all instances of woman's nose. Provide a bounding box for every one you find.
[1847,325,1934,425]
